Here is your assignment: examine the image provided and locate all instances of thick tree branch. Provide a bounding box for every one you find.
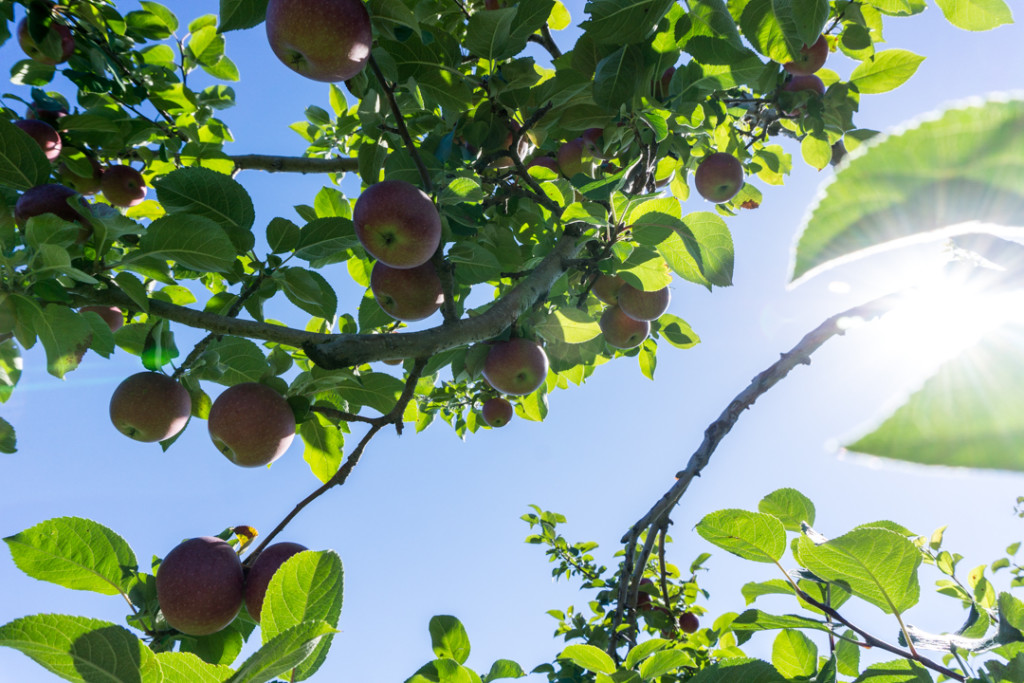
[229,154,358,174]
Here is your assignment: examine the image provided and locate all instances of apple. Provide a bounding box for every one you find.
[581,128,607,159]
[600,305,649,349]
[265,0,372,82]
[783,74,826,96]
[13,119,61,161]
[244,541,308,622]
[678,612,699,634]
[636,578,654,609]
[17,17,74,65]
[482,339,549,396]
[101,165,147,207]
[557,137,589,178]
[654,66,676,100]
[481,397,514,428]
[527,156,559,174]
[371,260,443,322]
[783,35,828,76]
[156,536,244,636]
[490,125,532,169]
[694,152,744,204]
[109,372,192,442]
[15,184,92,243]
[59,157,104,195]
[80,305,123,332]
[618,284,670,321]
[26,102,68,127]
[208,382,296,467]
[484,0,501,8]
[591,274,625,305]
[353,180,441,269]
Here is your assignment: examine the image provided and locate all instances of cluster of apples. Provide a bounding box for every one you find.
[156,537,308,636]
[109,373,296,468]
[636,578,701,638]
[782,35,830,99]
[593,274,671,350]
[476,338,551,428]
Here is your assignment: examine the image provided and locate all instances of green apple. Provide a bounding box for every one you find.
[371,260,443,321]
[783,35,828,76]
[109,372,192,442]
[244,541,308,622]
[17,17,74,65]
[101,165,147,207]
[354,180,441,269]
[265,0,372,82]
[481,397,514,428]
[208,382,296,467]
[694,152,744,204]
[156,537,244,636]
[618,284,670,321]
[13,119,61,161]
[482,339,549,396]
[600,305,649,349]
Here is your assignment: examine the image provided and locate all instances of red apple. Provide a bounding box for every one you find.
[618,284,670,321]
[265,0,372,82]
[783,74,826,96]
[694,152,744,204]
[244,541,308,622]
[591,274,625,305]
[783,35,828,76]
[370,260,444,321]
[156,537,244,636]
[353,180,441,269]
[208,382,296,467]
[26,102,68,127]
[481,397,514,428]
[581,128,607,159]
[109,372,192,442]
[80,305,123,332]
[14,184,91,243]
[678,612,699,634]
[600,305,649,349]
[13,119,61,161]
[482,339,549,396]
[59,157,104,195]
[17,17,74,65]
[655,66,676,100]
[101,165,147,207]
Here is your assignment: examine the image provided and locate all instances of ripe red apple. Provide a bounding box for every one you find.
[15,184,91,243]
[109,372,192,443]
[17,18,74,65]
[678,612,699,634]
[636,578,654,609]
[783,35,828,76]
[101,165,147,207]
[481,397,514,428]
[208,382,296,467]
[557,137,589,178]
[618,284,670,321]
[783,74,826,96]
[353,180,441,269]
[370,260,443,321]
[482,339,549,396]
[244,541,308,623]
[591,274,625,305]
[694,152,744,204]
[59,157,104,195]
[600,305,649,349]
[581,128,606,159]
[13,119,61,161]
[265,0,372,82]
[80,305,124,332]
[156,537,245,636]
[26,102,68,127]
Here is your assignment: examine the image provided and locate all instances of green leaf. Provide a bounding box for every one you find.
[4,517,138,595]
[300,413,344,484]
[147,651,234,682]
[448,242,503,285]
[656,314,699,349]
[34,305,92,379]
[791,97,1024,282]
[193,336,269,386]
[0,614,151,682]
[560,643,615,674]
[624,638,671,669]
[429,615,471,665]
[136,215,237,274]
[295,218,358,267]
[482,659,525,682]
[849,49,924,95]
[338,372,405,415]
[536,308,601,344]
[688,658,786,683]
[695,509,786,562]
[593,44,644,110]
[730,609,831,634]
[267,217,300,254]
[261,550,343,681]
[801,133,831,170]
[154,168,256,252]
[0,416,15,453]
[758,488,815,531]
[582,0,676,45]
[772,629,817,679]
[639,650,695,679]
[736,0,829,63]
[796,527,921,614]
[279,267,338,321]
[465,7,517,60]
[0,118,51,190]
[219,0,269,31]
[852,659,931,683]
[934,0,1012,30]
[836,629,861,676]
[178,625,244,668]
[227,620,335,683]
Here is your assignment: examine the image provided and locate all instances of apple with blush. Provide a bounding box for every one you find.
[353,180,441,269]
[109,372,192,442]
[13,119,61,161]
[101,165,147,207]
[783,35,828,76]
[208,382,296,467]
[694,152,744,204]
[370,260,444,322]
[618,284,670,321]
[156,536,244,636]
[481,397,514,428]
[80,305,123,332]
[14,184,91,243]
[17,17,74,65]
[599,305,650,349]
[60,157,104,195]
[591,274,625,305]
[482,339,549,396]
[265,0,372,82]
[244,541,308,622]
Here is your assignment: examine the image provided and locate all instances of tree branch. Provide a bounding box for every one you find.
[229,154,358,175]
[367,54,433,193]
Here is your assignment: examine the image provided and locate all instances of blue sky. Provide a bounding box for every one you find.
[1,2,1023,681]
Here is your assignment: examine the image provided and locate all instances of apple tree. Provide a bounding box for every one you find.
[0,0,1021,680]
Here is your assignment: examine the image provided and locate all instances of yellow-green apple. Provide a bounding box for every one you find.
[244,541,308,622]
[481,397,514,427]
[208,382,296,467]
[482,339,549,396]
[14,119,61,161]
[783,35,827,76]
[265,0,372,82]
[371,260,443,321]
[678,612,699,634]
[591,273,625,305]
[353,180,441,269]
[59,157,103,195]
[694,152,744,204]
[80,305,123,332]
[600,305,649,349]
[101,165,147,207]
[17,17,74,65]
[109,372,192,442]
[618,284,670,321]
[156,537,244,636]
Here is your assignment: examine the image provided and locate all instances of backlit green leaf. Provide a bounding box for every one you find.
[696,509,786,562]
[934,0,1012,31]
[429,615,471,665]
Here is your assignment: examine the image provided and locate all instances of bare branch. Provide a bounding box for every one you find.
[229,154,358,175]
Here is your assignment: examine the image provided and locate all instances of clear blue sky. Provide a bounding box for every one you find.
[1,2,1022,681]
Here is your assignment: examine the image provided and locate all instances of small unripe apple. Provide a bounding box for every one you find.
[482,339,549,396]
[244,541,308,622]
[353,180,442,269]
[591,274,625,305]
[208,382,296,467]
[370,260,443,321]
[783,35,828,76]
[80,305,123,332]
[156,536,244,636]
[265,0,372,82]
[17,17,75,65]
[13,119,61,161]
[678,612,699,634]
[109,372,192,442]
[600,305,649,349]
[481,397,514,428]
[59,157,103,195]
[694,153,744,204]
[101,165,147,207]
[618,284,670,321]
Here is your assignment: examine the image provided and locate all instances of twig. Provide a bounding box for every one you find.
[431,249,459,324]
[229,154,358,175]
[527,24,562,60]
[367,54,433,193]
